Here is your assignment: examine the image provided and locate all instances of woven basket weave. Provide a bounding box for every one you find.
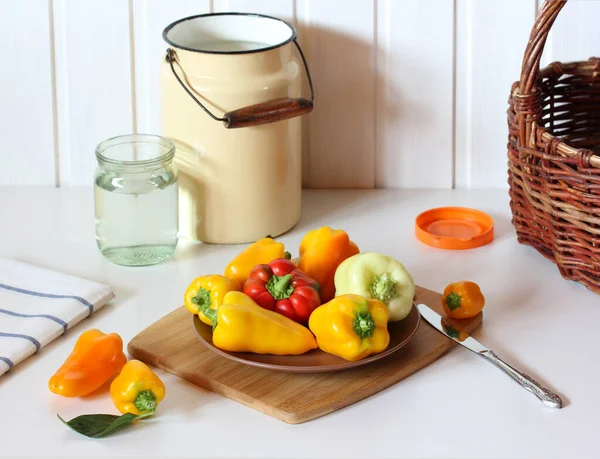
[508,0,600,294]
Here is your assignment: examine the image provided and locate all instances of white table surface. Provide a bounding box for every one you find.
[1,187,598,459]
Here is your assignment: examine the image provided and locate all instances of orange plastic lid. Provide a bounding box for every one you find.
[415,207,494,250]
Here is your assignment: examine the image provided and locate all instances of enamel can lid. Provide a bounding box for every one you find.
[415,207,494,250]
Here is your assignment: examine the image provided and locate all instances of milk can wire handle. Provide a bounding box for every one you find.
[165,39,314,129]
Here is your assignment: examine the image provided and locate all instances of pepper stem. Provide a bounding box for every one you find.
[201,306,218,330]
[353,310,375,339]
[445,292,462,311]
[192,287,211,313]
[266,273,294,300]
[369,273,399,303]
[133,390,157,413]
[192,287,218,330]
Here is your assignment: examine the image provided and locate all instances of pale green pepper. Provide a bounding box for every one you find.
[333,252,415,321]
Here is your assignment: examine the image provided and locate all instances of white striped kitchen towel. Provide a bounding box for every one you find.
[0,258,114,376]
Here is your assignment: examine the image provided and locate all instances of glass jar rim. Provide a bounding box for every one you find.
[95,134,175,168]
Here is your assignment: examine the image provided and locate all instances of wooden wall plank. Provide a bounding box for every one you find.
[53,0,133,186]
[540,0,600,67]
[0,0,56,185]
[376,0,454,189]
[297,0,376,188]
[8,0,600,189]
[455,0,537,189]
[213,0,294,20]
[133,0,210,136]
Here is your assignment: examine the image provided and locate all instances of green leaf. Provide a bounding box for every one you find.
[57,411,152,438]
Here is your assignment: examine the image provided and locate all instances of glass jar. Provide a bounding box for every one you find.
[94,134,179,266]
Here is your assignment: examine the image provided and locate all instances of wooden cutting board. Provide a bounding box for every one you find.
[128,286,481,424]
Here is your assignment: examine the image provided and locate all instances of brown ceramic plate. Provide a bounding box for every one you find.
[192,305,421,373]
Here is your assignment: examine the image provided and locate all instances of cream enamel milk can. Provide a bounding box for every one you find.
[160,13,314,244]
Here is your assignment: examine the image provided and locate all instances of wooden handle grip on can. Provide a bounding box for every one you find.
[166,39,314,129]
[223,98,313,129]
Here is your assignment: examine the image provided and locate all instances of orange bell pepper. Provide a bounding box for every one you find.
[48,329,127,397]
[298,227,360,302]
[442,281,485,319]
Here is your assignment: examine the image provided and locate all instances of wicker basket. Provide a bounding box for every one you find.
[508,0,600,294]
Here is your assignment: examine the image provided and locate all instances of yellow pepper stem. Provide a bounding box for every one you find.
[353,310,375,339]
[200,305,217,327]
[134,389,157,413]
[192,287,218,328]
[192,287,211,311]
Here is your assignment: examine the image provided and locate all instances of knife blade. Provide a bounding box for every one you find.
[417,304,563,409]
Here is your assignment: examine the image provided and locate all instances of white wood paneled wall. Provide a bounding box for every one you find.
[1,0,599,188]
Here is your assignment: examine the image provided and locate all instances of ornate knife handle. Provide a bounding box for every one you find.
[480,350,563,409]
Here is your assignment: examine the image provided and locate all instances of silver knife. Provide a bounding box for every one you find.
[417,304,563,409]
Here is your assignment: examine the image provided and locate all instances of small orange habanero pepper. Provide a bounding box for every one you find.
[48,329,127,398]
[442,281,485,319]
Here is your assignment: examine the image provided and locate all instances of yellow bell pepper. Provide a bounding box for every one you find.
[184,275,241,326]
[308,294,390,361]
[298,227,359,303]
[211,291,317,355]
[110,360,166,415]
[224,238,288,286]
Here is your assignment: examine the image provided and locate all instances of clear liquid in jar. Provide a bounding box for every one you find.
[94,170,179,266]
